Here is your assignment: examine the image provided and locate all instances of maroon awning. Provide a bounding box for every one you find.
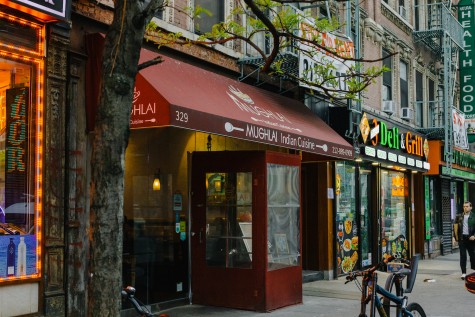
[132,49,353,160]
[85,33,353,160]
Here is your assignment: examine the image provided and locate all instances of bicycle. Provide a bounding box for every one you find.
[121,286,168,317]
[346,256,426,317]
[383,254,420,316]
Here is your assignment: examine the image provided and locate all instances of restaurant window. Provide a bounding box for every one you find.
[382,49,392,101]
[335,161,358,275]
[194,0,225,34]
[267,164,300,270]
[206,172,253,268]
[0,13,44,282]
[122,129,189,305]
[380,169,409,260]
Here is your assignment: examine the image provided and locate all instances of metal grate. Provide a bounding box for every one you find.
[238,52,299,82]
[441,179,452,255]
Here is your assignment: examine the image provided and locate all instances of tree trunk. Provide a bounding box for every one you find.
[88,0,161,315]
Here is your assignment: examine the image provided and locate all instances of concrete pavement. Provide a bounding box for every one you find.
[160,252,475,317]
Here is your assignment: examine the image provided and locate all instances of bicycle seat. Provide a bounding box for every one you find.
[404,254,420,293]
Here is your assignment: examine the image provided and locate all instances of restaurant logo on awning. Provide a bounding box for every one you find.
[226,85,330,152]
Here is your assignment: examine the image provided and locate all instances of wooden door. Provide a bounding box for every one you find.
[190,151,264,310]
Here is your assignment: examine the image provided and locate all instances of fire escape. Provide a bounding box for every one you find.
[413,1,463,255]
[413,2,464,172]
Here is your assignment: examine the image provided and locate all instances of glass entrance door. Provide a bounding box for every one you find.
[205,172,253,269]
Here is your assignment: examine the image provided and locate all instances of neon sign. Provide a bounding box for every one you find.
[5,87,28,208]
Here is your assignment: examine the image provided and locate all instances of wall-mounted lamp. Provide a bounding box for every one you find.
[152,169,161,191]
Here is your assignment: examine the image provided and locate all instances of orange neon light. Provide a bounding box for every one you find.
[0,11,44,57]
[0,19,45,282]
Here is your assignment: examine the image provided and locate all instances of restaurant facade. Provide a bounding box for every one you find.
[82,27,357,311]
[0,0,444,315]
[328,109,430,276]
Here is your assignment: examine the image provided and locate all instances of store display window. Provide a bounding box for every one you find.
[380,169,409,260]
[335,161,358,275]
[267,164,300,270]
[0,13,44,281]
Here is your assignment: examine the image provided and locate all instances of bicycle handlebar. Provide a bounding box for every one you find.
[346,255,396,282]
[121,286,154,317]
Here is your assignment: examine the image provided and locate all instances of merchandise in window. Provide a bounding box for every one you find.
[335,161,358,275]
[380,170,408,260]
[0,57,41,280]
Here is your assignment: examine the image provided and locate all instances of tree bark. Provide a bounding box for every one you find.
[88,0,162,315]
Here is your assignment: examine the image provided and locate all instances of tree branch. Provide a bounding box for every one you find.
[138,56,164,71]
[243,0,281,72]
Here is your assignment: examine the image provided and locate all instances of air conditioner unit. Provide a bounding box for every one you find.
[399,6,407,19]
[382,100,395,114]
[401,107,414,120]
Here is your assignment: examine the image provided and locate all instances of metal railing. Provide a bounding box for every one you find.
[413,2,464,52]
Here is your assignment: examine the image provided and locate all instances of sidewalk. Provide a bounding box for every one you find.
[161,252,475,317]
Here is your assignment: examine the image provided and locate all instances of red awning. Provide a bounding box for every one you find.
[132,49,353,159]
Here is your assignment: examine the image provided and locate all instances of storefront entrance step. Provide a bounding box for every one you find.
[302,270,324,283]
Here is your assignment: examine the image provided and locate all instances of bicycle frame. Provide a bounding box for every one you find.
[359,271,413,317]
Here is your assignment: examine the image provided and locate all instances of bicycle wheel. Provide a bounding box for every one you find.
[405,302,426,317]
[382,274,403,317]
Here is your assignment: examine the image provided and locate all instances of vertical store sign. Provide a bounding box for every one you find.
[459,0,475,143]
[5,88,28,211]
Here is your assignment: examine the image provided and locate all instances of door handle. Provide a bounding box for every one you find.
[191,229,203,244]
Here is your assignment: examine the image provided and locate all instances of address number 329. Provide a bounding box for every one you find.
[175,110,189,123]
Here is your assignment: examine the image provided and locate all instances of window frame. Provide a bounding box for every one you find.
[382,49,393,101]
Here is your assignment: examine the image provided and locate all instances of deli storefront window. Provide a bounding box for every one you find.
[380,169,408,260]
[335,161,358,275]
[0,56,43,279]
